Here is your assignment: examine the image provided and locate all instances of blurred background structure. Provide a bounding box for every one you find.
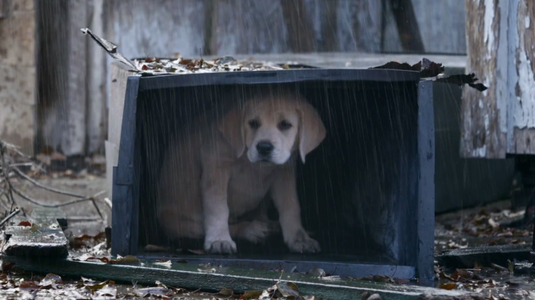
[0,0,467,157]
[2,0,535,213]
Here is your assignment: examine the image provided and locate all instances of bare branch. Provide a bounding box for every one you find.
[12,167,87,199]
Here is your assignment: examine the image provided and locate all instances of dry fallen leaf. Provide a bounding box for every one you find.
[18,221,32,227]
[276,282,300,297]
[39,273,62,289]
[438,282,457,290]
[153,260,172,268]
[113,255,141,264]
[19,280,40,290]
[488,218,500,228]
[240,290,264,299]
[218,287,234,297]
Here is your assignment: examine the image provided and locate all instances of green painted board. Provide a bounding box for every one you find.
[2,255,473,300]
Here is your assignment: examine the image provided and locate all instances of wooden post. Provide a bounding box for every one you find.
[318,0,338,52]
[461,0,535,158]
[280,0,315,53]
[62,0,87,156]
[36,0,88,157]
[203,0,218,55]
[87,0,107,154]
[389,0,424,52]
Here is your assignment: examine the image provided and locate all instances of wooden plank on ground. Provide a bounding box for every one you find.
[2,255,474,300]
[1,208,68,259]
[436,244,531,269]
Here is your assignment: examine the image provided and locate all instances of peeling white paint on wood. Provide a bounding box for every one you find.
[461,0,506,158]
[507,0,535,154]
[472,145,487,157]
[513,0,535,130]
[515,46,535,129]
[463,0,535,156]
[483,0,495,60]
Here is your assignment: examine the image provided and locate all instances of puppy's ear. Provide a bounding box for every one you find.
[218,107,245,158]
[297,102,326,163]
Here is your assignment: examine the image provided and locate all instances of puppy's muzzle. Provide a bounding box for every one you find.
[256,141,274,157]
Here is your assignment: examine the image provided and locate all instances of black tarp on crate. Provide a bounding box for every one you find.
[111,68,434,283]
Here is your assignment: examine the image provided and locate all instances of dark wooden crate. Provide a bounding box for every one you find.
[111,66,435,283]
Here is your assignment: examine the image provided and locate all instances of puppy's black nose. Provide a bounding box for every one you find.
[256,141,274,156]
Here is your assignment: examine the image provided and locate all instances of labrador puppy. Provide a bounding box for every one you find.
[157,89,326,254]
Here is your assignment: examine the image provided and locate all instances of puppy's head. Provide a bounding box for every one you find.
[219,91,326,164]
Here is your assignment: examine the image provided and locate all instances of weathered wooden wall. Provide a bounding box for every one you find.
[36,0,107,157]
[107,0,466,59]
[461,0,535,158]
[461,0,504,158]
[0,0,36,155]
[1,0,468,156]
[507,0,535,154]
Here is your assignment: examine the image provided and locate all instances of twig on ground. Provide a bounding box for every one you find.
[0,139,106,220]
[10,162,47,174]
[0,207,20,228]
[0,141,31,160]
[9,187,105,219]
[12,167,88,199]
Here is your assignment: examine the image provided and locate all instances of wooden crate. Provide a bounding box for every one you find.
[109,62,435,283]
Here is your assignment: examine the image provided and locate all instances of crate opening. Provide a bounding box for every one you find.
[135,80,419,267]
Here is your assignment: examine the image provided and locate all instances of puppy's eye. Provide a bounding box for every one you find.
[248,119,260,129]
[278,120,292,131]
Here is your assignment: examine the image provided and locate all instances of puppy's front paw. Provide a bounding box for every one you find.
[237,220,270,244]
[204,238,237,254]
[286,229,320,254]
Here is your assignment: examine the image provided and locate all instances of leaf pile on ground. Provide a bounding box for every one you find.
[70,232,107,250]
[435,206,532,251]
[461,209,529,240]
[434,264,535,299]
[239,281,330,299]
[0,273,96,299]
[134,55,301,75]
[0,271,342,300]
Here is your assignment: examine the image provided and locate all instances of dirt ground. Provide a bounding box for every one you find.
[7,171,110,240]
[435,200,532,251]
